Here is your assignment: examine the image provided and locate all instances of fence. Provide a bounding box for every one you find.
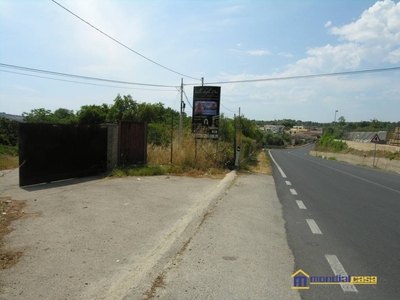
[19,122,148,187]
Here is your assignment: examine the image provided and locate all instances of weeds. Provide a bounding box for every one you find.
[109,134,235,178]
[0,145,18,170]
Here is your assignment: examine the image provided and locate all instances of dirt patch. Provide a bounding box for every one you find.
[246,151,272,175]
[0,196,27,270]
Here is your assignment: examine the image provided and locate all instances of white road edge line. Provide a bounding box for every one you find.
[268,151,287,178]
[290,189,298,195]
[306,219,322,234]
[285,181,292,185]
[288,151,400,195]
[325,254,358,293]
[296,200,307,209]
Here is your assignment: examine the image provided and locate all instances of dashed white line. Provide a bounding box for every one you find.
[325,254,358,293]
[285,181,292,185]
[290,189,298,195]
[306,219,322,234]
[268,151,287,178]
[296,200,307,209]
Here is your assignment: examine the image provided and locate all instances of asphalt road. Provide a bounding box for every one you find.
[269,145,400,300]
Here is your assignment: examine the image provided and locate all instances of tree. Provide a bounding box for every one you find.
[77,105,108,125]
[53,108,76,124]
[338,116,346,128]
[22,108,55,123]
[0,117,19,146]
[108,94,139,122]
[218,114,234,142]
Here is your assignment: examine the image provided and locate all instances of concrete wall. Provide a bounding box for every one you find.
[107,124,119,172]
[310,150,400,174]
[344,141,400,153]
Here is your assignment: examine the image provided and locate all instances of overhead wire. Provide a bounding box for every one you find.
[51,0,201,81]
[220,103,237,114]
[184,66,400,86]
[182,89,193,109]
[0,69,177,91]
[0,63,178,88]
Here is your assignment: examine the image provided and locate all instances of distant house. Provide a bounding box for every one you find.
[287,125,309,135]
[263,125,285,134]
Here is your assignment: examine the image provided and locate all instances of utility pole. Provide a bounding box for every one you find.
[201,77,204,86]
[179,78,183,140]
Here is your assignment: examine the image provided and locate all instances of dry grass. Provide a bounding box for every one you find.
[0,154,18,170]
[0,197,27,270]
[317,147,400,161]
[243,150,272,175]
[148,134,233,177]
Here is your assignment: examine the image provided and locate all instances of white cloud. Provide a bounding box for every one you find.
[325,21,332,27]
[385,48,400,63]
[226,49,271,56]
[246,50,271,56]
[52,0,150,77]
[9,84,37,93]
[278,52,294,58]
[330,0,400,46]
[282,0,400,75]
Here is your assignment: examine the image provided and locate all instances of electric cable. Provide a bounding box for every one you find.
[51,0,201,81]
[0,69,177,91]
[220,103,237,114]
[182,89,193,109]
[184,66,400,86]
[0,63,178,88]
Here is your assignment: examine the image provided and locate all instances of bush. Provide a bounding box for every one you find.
[317,131,347,152]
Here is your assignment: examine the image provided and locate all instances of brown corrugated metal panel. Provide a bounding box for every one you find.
[19,123,107,187]
[118,121,147,166]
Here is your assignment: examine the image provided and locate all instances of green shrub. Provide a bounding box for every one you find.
[318,132,347,152]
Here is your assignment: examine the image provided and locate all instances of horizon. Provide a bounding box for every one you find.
[1,0,399,123]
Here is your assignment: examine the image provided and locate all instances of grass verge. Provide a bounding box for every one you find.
[0,145,18,170]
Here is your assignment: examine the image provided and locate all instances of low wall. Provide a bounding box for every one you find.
[310,150,400,174]
[344,141,400,152]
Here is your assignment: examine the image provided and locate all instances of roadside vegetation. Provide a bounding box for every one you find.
[0,118,19,170]
[315,129,347,153]
[314,128,400,161]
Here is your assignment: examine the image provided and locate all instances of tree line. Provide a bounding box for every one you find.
[1,94,266,149]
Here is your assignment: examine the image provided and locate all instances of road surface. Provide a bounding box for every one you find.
[270,145,400,300]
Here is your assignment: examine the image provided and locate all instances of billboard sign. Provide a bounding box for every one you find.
[192,86,221,139]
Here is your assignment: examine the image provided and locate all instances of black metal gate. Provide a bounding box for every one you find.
[118,121,147,166]
[19,123,107,186]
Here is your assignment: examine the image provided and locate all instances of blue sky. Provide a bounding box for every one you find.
[1,0,399,122]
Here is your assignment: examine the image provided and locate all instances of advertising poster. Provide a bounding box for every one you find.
[192,86,221,139]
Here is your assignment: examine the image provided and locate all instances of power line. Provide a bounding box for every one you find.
[0,69,177,91]
[182,89,193,109]
[51,0,201,81]
[184,66,400,86]
[0,63,178,88]
[220,103,237,114]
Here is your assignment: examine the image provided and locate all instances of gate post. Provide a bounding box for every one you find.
[107,124,119,172]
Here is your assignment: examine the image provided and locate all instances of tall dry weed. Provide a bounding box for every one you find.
[148,133,233,171]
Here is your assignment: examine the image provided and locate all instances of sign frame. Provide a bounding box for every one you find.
[192,86,221,139]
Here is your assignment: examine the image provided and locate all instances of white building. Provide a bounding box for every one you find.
[263,125,285,134]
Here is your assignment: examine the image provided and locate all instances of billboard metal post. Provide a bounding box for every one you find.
[170,111,173,164]
[179,78,183,141]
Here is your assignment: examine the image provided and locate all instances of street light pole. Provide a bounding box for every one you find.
[334,110,338,127]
